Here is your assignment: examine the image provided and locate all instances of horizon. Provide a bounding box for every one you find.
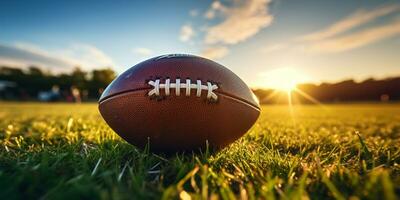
[1,0,400,89]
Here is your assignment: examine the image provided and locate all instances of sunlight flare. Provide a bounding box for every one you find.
[294,88,328,110]
[258,68,309,92]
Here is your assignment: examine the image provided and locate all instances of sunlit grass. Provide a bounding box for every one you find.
[0,102,399,199]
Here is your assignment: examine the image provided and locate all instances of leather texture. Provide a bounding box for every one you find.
[99,54,260,151]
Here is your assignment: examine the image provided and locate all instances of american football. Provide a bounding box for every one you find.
[98,54,260,151]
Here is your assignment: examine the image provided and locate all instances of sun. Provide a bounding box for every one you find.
[260,68,308,92]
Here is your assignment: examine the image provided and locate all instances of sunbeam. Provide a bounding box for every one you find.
[260,89,280,102]
[287,90,296,123]
[293,88,328,110]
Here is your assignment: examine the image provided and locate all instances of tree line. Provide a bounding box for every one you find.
[254,77,400,104]
[0,66,116,101]
[1,65,399,103]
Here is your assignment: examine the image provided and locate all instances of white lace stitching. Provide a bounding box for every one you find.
[148,79,218,100]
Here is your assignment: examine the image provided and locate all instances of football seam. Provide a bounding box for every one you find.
[148,79,219,101]
[99,88,260,112]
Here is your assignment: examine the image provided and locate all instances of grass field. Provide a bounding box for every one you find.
[0,102,399,199]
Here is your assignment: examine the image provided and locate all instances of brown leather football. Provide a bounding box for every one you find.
[98,54,260,152]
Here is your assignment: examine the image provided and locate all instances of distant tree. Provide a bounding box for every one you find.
[5,65,398,103]
[88,68,116,98]
[70,67,87,89]
[0,67,27,97]
[0,66,117,101]
[28,66,44,76]
[0,66,24,76]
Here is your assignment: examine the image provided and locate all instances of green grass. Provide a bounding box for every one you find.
[0,102,399,199]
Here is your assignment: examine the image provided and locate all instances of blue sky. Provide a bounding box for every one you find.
[1,0,400,88]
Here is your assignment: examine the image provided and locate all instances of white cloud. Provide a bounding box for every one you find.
[189,9,199,17]
[309,19,400,53]
[59,43,114,68]
[260,43,289,53]
[133,47,153,56]
[204,1,225,19]
[180,24,195,42]
[0,43,76,71]
[200,46,229,59]
[204,0,273,45]
[0,42,115,72]
[14,42,54,57]
[259,4,400,55]
[300,4,400,41]
[0,57,43,68]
